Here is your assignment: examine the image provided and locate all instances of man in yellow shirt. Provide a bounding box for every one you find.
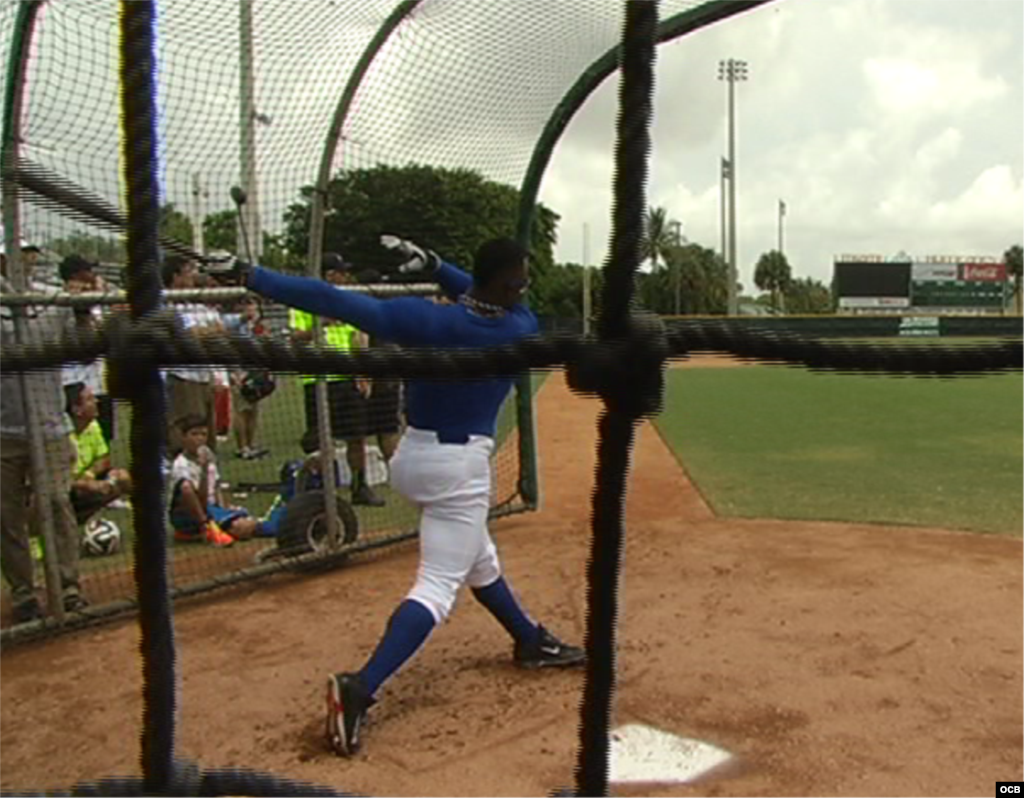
[289,253,384,507]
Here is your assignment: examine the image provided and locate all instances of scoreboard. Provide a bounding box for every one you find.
[834,254,1007,312]
[910,260,1006,308]
[834,259,910,309]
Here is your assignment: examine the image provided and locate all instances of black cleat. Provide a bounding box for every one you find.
[325,672,374,757]
[514,626,586,670]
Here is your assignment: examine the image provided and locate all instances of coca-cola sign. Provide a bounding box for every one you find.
[960,262,1006,282]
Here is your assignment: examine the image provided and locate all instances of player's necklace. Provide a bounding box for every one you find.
[460,293,506,318]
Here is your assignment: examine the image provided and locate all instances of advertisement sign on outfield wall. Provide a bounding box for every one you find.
[960,262,1006,282]
[911,263,959,282]
[899,316,940,336]
[838,296,911,309]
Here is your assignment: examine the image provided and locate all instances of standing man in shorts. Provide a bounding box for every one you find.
[162,254,222,459]
[356,268,404,465]
[289,253,384,507]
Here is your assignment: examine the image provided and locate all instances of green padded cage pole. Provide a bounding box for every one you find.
[2,0,67,625]
[305,0,422,547]
[512,229,541,510]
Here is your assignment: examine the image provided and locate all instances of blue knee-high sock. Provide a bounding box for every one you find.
[471,576,539,646]
[358,599,436,697]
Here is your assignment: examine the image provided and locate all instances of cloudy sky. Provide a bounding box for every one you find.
[5,0,1022,295]
[542,0,1024,290]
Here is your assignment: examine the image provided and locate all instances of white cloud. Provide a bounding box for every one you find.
[926,165,1024,233]
[863,57,1008,117]
[544,0,1023,290]
[914,128,963,173]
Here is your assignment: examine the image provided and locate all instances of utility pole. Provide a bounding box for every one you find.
[719,58,748,316]
[720,157,728,279]
[192,172,207,256]
[239,0,262,259]
[669,219,682,315]
[582,223,592,335]
[778,198,785,259]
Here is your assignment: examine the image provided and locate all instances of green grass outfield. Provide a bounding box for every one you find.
[654,363,1022,536]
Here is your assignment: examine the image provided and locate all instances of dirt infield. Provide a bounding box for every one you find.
[1,370,1021,796]
[670,352,756,369]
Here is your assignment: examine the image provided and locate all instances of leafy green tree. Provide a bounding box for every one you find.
[199,210,301,271]
[282,163,560,300]
[159,203,194,247]
[203,209,238,253]
[641,206,691,314]
[47,231,125,264]
[641,206,676,271]
[1004,244,1022,314]
[753,250,793,312]
[680,244,727,315]
[783,276,833,315]
[637,243,726,316]
[259,232,303,273]
[531,261,609,319]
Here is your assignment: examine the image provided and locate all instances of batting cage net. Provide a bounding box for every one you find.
[2,0,1021,796]
[3,0,691,633]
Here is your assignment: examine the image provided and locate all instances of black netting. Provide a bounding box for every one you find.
[1,0,1020,796]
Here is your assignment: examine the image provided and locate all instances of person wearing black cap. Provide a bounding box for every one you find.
[288,253,384,507]
[0,237,41,275]
[161,253,224,459]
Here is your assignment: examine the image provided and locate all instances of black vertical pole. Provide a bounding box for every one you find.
[574,2,658,796]
[119,2,176,791]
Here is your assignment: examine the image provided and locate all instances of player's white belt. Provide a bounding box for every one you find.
[404,426,491,446]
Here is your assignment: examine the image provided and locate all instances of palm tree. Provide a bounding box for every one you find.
[753,250,793,313]
[641,206,686,313]
[641,206,675,271]
[1004,244,1022,314]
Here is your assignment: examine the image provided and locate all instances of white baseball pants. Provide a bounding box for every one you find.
[388,427,501,624]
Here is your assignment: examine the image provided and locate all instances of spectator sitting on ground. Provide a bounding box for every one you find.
[168,414,264,548]
[65,382,132,526]
[59,255,116,446]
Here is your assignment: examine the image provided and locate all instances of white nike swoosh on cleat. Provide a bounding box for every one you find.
[541,645,562,656]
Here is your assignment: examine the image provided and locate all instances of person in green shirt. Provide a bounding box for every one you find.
[289,253,384,507]
[65,383,132,525]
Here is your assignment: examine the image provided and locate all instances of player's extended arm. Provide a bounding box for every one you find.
[246,266,436,344]
[434,261,473,299]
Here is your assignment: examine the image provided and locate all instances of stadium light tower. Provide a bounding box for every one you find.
[718,58,748,316]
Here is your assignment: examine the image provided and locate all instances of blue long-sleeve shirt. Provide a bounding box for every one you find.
[247,262,538,441]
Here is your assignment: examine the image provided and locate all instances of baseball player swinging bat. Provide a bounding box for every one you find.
[234,236,585,757]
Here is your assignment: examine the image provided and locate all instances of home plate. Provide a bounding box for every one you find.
[610,723,733,785]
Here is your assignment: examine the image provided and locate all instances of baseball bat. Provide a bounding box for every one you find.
[230,185,256,264]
